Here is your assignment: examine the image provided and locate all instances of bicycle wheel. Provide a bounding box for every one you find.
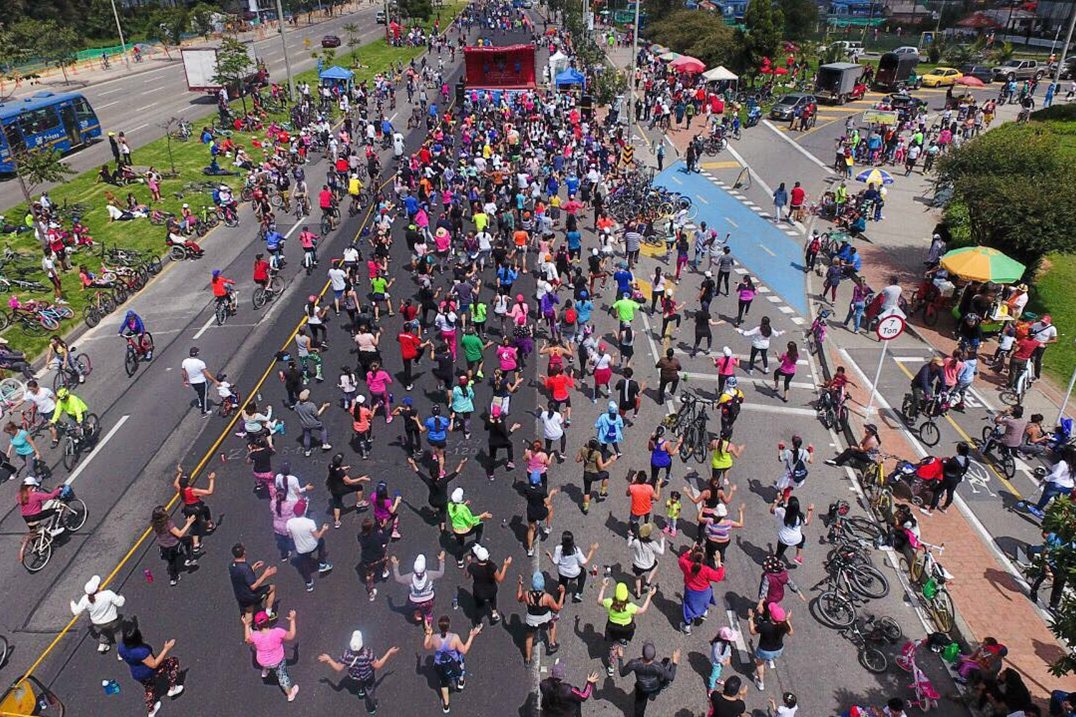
[850,563,890,599]
[38,314,60,332]
[113,286,127,304]
[62,438,78,471]
[143,332,154,353]
[19,316,46,337]
[52,370,70,393]
[679,423,697,464]
[877,616,903,642]
[169,245,186,261]
[21,533,51,573]
[999,388,1019,406]
[873,488,894,518]
[125,346,139,377]
[845,516,882,541]
[56,306,74,319]
[909,550,926,583]
[102,293,117,313]
[0,311,9,330]
[215,301,228,326]
[0,634,8,667]
[148,256,163,274]
[252,287,268,310]
[999,452,1016,480]
[693,430,709,463]
[859,646,888,674]
[820,405,834,429]
[267,275,283,295]
[63,498,89,532]
[930,588,955,633]
[813,590,856,628]
[919,420,940,447]
[320,217,332,235]
[83,305,101,329]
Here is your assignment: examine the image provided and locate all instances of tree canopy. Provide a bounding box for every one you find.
[646,10,738,71]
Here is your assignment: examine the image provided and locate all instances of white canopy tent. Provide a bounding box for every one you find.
[702,66,738,82]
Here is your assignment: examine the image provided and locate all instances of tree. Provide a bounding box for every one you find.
[741,0,784,71]
[1040,496,1076,677]
[37,23,81,86]
[779,0,818,42]
[213,37,255,113]
[149,7,190,61]
[0,122,76,251]
[398,0,433,21]
[990,40,1016,65]
[189,2,218,40]
[647,10,738,70]
[343,21,360,51]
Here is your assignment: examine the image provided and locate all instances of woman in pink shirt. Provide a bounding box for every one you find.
[243,609,299,701]
[496,337,519,379]
[735,276,759,327]
[773,342,800,403]
[365,361,394,424]
[506,294,529,326]
[712,347,739,396]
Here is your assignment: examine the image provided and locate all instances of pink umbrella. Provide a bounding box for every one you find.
[671,55,706,73]
[774,67,789,75]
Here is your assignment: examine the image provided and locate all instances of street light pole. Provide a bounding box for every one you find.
[1051,0,1076,97]
[273,0,297,101]
[108,0,132,71]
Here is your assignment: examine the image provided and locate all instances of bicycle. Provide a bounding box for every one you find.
[663,393,703,436]
[57,415,101,472]
[0,304,60,336]
[52,351,92,393]
[0,273,48,293]
[82,289,122,328]
[122,332,155,377]
[679,402,711,464]
[908,541,955,633]
[895,638,940,711]
[252,269,284,309]
[812,545,891,629]
[839,613,902,673]
[19,484,88,573]
[1000,358,1034,406]
[824,500,883,545]
[899,392,945,447]
[816,385,849,431]
[215,292,239,326]
[319,205,341,236]
[806,308,830,355]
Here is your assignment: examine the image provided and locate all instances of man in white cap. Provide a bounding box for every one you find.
[70,575,126,654]
[318,630,399,713]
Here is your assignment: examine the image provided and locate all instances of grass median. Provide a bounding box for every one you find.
[0,1,464,358]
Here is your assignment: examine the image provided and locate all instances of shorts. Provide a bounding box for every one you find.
[372,293,387,303]
[428,438,447,449]
[238,585,271,613]
[631,564,654,577]
[527,504,549,523]
[333,289,344,300]
[755,645,784,662]
[552,396,571,409]
[605,620,636,644]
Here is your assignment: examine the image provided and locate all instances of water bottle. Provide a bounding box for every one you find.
[256,392,263,403]
[501,518,507,528]
[682,372,689,383]
[102,679,120,695]
[452,589,459,611]
[144,569,153,584]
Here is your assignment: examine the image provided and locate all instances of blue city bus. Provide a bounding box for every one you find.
[0,91,102,174]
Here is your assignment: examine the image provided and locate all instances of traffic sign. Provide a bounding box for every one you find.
[876,314,905,341]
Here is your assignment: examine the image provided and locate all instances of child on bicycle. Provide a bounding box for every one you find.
[44,336,82,383]
[210,270,236,310]
[215,373,239,415]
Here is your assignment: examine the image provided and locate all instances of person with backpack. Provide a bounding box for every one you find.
[775,436,813,501]
[616,641,679,717]
[922,441,971,516]
[718,377,744,439]
[804,231,822,273]
[756,555,807,613]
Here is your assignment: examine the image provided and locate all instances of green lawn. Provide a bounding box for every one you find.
[1029,253,1076,388]
[0,2,465,358]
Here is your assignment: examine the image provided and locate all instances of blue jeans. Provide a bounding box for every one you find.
[1035,483,1073,511]
[843,301,865,332]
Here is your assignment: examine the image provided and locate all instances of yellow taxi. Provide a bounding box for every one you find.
[921,67,963,87]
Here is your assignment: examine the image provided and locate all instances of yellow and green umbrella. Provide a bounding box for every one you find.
[659,52,682,62]
[940,246,1025,284]
[855,168,894,186]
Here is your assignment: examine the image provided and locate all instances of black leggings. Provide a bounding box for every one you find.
[775,370,794,391]
[749,346,769,371]
[308,322,327,343]
[487,443,515,474]
[545,436,567,455]
[736,299,753,324]
[693,332,712,353]
[649,463,671,485]
[558,570,587,596]
[454,524,484,559]
[775,537,805,559]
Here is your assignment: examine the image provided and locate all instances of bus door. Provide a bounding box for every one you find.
[58,105,81,148]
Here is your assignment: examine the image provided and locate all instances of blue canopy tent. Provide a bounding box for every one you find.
[319,65,354,92]
[555,67,586,92]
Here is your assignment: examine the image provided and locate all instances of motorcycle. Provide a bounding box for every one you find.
[746,105,763,128]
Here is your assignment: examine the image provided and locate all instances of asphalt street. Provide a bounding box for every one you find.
[0,0,395,209]
[3,17,969,717]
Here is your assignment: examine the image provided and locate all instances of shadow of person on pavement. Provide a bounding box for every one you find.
[604,509,632,540]
[735,535,774,568]
[650,585,685,631]
[748,477,780,504]
[571,614,607,660]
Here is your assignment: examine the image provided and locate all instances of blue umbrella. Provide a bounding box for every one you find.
[855,168,894,185]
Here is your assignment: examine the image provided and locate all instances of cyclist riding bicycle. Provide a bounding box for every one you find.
[211,270,237,312]
[298,227,319,267]
[909,357,944,416]
[264,227,286,269]
[214,184,238,221]
[44,335,82,383]
[18,476,65,534]
[253,254,272,288]
[319,185,337,229]
[118,310,153,360]
[348,173,365,213]
[51,387,89,438]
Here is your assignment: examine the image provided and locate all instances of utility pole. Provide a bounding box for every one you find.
[1051,0,1076,95]
[273,0,297,101]
[385,0,391,42]
[625,0,640,146]
[108,0,132,71]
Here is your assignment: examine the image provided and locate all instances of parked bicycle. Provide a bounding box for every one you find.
[909,540,955,633]
[839,613,902,673]
[82,289,123,328]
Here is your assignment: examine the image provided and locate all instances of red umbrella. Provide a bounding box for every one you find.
[774,67,789,75]
[759,66,774,74]
[671,55,706,73]
[956,75,984,87]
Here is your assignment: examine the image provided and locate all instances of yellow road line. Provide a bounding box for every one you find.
[699,160,740,169]
[892,360,1023,498]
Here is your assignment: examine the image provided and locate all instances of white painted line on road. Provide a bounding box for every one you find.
[725,218,738,228]
[683,372,815,391]
[65,415,130,486]
[779,305,795,314]
[192,314,216,340]
[733,267,748,274]
[757,243,775,257]
[766,295,782,303]
[129,123,149,132]
[640,312,661,363]
[670,176,682,185]
[761,119,834,173]
[97,101,121,110]
[99,88,125,96]
[791,316,805,325]
[757,286,771,293]
[695,195,709,205]
[724,143,775,198]
[139,89,162,96]
[894,356,927,362]
[135,105,154,112]
[724,603,749,663]
[742,403,817,417]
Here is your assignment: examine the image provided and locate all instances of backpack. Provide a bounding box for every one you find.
[809,236,821,253]
[720,396,741,424]
[790,452,809,484]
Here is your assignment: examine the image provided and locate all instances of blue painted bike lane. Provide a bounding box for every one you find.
[654,161,808,315]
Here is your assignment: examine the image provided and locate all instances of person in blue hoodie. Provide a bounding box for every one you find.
[594,401,625,458]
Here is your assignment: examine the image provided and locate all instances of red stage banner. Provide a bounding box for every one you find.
[463,44,537,89]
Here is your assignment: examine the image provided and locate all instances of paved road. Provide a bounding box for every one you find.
[0,1,392,210]
[4,23,968,717]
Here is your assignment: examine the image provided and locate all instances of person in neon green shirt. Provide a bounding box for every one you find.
[51,388,89,439]
[611,294,642,323]
[709,436,744,481]
[460,327,493,378]
[447,487,491,567]
[370,275,395,320]
[474,210,488,233]
[471,300,488,339]
[596,578,654,675]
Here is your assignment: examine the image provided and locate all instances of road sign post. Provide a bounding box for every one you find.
[865,311,906,416]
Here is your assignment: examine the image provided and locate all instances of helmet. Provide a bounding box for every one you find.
[212,269,221,278]
[725,376,738,388]
[56,387,70,399]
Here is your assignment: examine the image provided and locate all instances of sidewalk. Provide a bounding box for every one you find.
[604,41,1075,702]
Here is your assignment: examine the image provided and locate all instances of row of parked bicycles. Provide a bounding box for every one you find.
[605,174,698,227]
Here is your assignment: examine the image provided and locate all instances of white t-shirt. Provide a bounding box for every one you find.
[286,515,320,554]
[181,357,208,384]
[552,544,586,578]
[23,387,56,414]
[540,411,564,440]
[70,589,126,625]
[774,507,804,547]
[328,267,347,291]
[275,473,305,502]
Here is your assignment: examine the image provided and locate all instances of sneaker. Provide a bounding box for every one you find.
[261,668,270,678]
[824,459,838,466]
[526,547,534,557]
[306,581,315,592]
[98,643,110,654]
[767,659,775,669]
[607,664,615,676]
[794,555,803,564]
[318,562,333,573]
[442,701,451,714]
[680,622,692,634]
[321,443,332,451]
[754,677,764,691]
[304,450,312,457]
[662,526,671,535]
[457,559,465,569]
[547,643,559,655]
[457,676,466,690]
[572,593,582,603]
[670,528,677,537]
[369,589,377,601]
[148,701,162,717]
[506,462,515,470]
[386,415,394,424]
[167,685,184,698]
[405,384,414,390]
[382,566,390,579]
[280,553,291,562]
[582,503,590,514]
[169,577,179,587]
[919,508,933,517]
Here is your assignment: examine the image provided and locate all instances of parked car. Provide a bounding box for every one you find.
[920,67,963,87]
[893,45,922,60]
[321,34,341,48]
[992,59,1044,82]
[376,9,387,23]
[959,63,994,84]
[820,40,864,59]
[769,92,817,120]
